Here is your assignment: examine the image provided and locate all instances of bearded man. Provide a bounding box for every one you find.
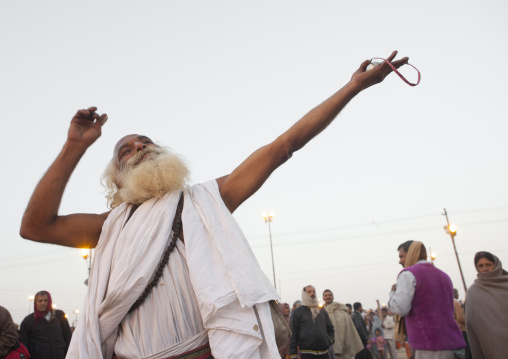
[20,51,409,359]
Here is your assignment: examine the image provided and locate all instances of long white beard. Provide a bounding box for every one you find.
[117,147,190,206]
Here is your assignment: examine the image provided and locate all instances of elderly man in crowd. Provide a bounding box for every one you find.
[20,291,72,359]
[323,289,363,359]
[21,52,409,359]
[290,286,334,359]
[389,241,465,359]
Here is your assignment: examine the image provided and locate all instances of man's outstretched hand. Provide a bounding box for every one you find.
[351,50,409,91]
[68,106,108,148]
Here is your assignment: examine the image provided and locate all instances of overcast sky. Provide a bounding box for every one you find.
[1,0,507,325]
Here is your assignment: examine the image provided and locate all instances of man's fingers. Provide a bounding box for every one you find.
[87,106,98,112]
[392,57,409,69]
[386,50,398,62]
[97,114,108,126]
[359,59,371,71]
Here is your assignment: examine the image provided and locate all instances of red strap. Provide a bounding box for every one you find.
[371,57,421,87]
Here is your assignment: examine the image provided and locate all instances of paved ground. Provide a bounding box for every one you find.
[395,346,409,358]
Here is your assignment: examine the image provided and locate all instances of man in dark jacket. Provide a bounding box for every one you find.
[290,285,334,359]
[20,291,72,359]
[351,302,373,359]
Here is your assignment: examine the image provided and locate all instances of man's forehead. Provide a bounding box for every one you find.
[114,134,153,153]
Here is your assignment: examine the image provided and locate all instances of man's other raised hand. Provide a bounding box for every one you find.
[68,106,108,148]
[351,50,409,91]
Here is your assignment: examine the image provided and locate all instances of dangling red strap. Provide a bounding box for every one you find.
[371,57,421,87]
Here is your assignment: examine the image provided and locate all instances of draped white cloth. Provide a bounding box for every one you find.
[67,180,280,359]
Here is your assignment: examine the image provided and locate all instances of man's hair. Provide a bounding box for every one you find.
[353,302,362,311]
[303,285,315,292]
[102,160,121,208]
[293,300,302,307]
[398,240,427,261]
[397,240,414,252]
[474,251,495,267]
[35,290,49,300]
[345,303,352,309]
[381,307,388,312]
[323,289,333,296]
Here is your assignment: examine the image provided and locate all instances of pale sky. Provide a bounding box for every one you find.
[1,0,507,325]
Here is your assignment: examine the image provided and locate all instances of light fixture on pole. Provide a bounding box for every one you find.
[429,247,437,263]
[27,295,34,314]
[442,208,467,293]
[73,308,79,327]
[81,248,92,286]
[262,211,277,290]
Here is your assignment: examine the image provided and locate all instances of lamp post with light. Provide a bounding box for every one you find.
[429,248,437,263]
[27,295,34,314]
[442,208,467,293]
[73,308,79,327]
[262,211,277,290]
[81,248,92,286]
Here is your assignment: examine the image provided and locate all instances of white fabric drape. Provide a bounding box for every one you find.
[67,180,280,359]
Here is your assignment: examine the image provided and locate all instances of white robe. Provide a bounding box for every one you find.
[67,180,280,359]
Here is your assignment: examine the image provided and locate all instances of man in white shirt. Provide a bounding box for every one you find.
[388,241,465,359]
[381,308,396,359]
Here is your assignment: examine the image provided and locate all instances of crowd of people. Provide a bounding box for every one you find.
[274,244,508,359]
[2,52,506,358]
[1,247,505,359]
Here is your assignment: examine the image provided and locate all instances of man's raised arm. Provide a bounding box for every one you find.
[20,107,110,248]
[218,51,409,212]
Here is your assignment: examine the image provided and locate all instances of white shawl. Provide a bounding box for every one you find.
[67,181,280,359]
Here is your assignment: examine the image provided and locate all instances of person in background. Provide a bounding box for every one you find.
[465,251,508,359]
[323,289,363,359]
[380,308,396,359]
[453,289,470,359]
[351,303,372,359]
[278,302,291,359]
[290,286,334,359]
[369,310,384,359]
[20,291,72,359]
[373,329,386,359]
[0,306,21,358]
[389,241,465,359]
[345,304,352,316]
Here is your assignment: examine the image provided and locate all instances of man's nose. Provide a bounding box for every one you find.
[134,141,147,152]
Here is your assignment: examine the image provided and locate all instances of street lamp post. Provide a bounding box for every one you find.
[74,308,79,327]
[81,249,92,274]
[27,295,34,314]
[430,248,437,263]
[81,248,92,285]
[262,211,277,290]
[442,208,467,293]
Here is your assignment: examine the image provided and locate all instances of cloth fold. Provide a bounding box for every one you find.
[301,290,320,321]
